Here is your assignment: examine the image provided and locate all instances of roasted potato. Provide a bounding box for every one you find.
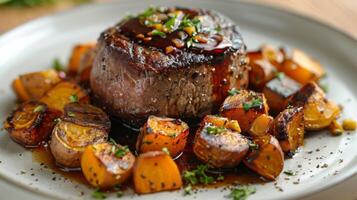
[50,120,108,168]
[280,49,325,84]
[12,69,62,102]
[63,103,111,132]
[248,45,284,66]
[249,114,274,137]
[271,107,304,155]
[136,116,189,157]
[40,81,89,113]
[133,151,182,194]
[249,59,278,90]
[81,142,135,188]
[68,43,96,76]
[4,101,57,147]
[201,115,241,132]
[290,82,340,130]
[243,135,284,180]
[220,90,269,132]
[193,116,249,168]
[262,75,301,114]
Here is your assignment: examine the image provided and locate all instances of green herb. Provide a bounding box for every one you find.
[243,98,263,112]
[67,112,76,117]
[183,164,215,185]
[215,25,222,32]
[162,147,170,155]
[164,16,177,31]
[320,84,329,93]
[183,184,193,195]
[92,188,106,199]
[53,118,61,124]
[114,146,129,158]
[228,88,240,96]
[248,142,259,150]
[217,174,225,181]
[180,15,201,31]
[139,7,156,19]
[33,105,46,113]
[276,72,285,80]
[116,191,123,198]
[69,94,78,102]
[109,138,118,145]
[228,186,256,200]
[205,125,226,135]
[283,170,296,176]
[150,29,166,38]
[52,58,64,71]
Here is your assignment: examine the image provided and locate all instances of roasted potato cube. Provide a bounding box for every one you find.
[81,142,135,188]
[262,75,301,114]
[68,43,96,76]
[64,103,111,132]
[342,119,357,131]
[133,151,182,194]
[280,49,325,84]
[290,82,340,130]
[243,135,284,180]
[249,59,278,90]
[136,116,189,157]
[12,69,62,102]
[220,90,269,132]
[4,101,57,147]
[193,120,249,168]
[249,114,274,137]
[50,120,108,168]
[329,120,344,136]
[201,115,241,132]
[271,107,304,155]
[40,81,89,113]
[248,45,284,66]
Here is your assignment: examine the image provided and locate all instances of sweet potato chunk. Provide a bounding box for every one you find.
[249,114,274,137]
[4,101,57,147]
[280,49,325,84]
[220,90,269,132]
[133,151,182,194]
[262,75,301,114]
[249,59,277,90]
[290,82,340,130]
[243,135,284,180]
[12,69,62,102]
[271,107,304,156]
[193,115,249,168]
[136,116,189,157]
[81,142,135,188]
[50,120,108,168]
[68,43,96,76]
[40,81,89,113]
[248,45,284,66]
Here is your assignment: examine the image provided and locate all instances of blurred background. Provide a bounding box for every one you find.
[0,0,356,39]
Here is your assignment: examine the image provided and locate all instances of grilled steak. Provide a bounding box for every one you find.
[90,7,249,126]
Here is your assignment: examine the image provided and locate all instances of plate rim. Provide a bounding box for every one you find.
[0,0,356,199]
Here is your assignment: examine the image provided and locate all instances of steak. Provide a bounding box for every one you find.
[90,7,249,126]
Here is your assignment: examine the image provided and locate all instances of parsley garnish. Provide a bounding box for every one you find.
[215,25,222,32]
[150,29,166,38]
[183,164,215,185]
[52,58,64,71]
[69,94,78,102]
[248,142,259,150]
[276,72,285,80]
[67,112,76,117]
[228,186,256,200]
[92,188,106,199]
[109,138,118,145]
[114,146,129,158]
[164,16,177,31]
[243,98,263,112]
[228,88,240,96]
[283,170,296,176]
[205,125,226,135]
[33,105,46,113]
[139,7,156,19]
[162,147,170,155]
[183,184,193,195]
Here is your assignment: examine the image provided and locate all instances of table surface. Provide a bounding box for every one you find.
[0,0,356,200]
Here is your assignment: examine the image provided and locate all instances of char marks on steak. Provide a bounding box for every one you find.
[90,7,249,126]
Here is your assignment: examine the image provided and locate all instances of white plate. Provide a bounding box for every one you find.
[0,0,356,200]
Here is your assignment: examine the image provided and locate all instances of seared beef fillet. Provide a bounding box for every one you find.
[90,7,249,126]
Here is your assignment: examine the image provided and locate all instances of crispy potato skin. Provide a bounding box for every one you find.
[4,101,57,147]
[12,70,62,102]
[271,107,304,155]
[193,116,249,168]
[133,151,182,194]
[248,59,277,91]
[262,76,301,114]
[220,90,269,132]
[136,116,189,157]
[81,142,135,188]
[243,135,284,180]
[290,82,340,130]
[50,120,108,168]
[40,81,89,113]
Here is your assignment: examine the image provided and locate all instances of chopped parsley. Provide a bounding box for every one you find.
[215,25,222,32]
[276,72,285,80]
[248,142,259,150]
[243,98,263,112]
[52,58,64,71]
[183,184,193,195]
[69,94,78,102]
[164,16,177,31]
[92,188,106,199]
[33,105,46,113]
[114,145,129,158]
[183,164,215,185]
[205,125,226,135]
[109,138,118,145]
[139,7,156,19]
[162,147,170,155]
[228,186,256,200]
[217,174,225,181]
[150,29,166,37]
[228,88,240,96]
[283,170,296,176]
[67,112,76,117]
